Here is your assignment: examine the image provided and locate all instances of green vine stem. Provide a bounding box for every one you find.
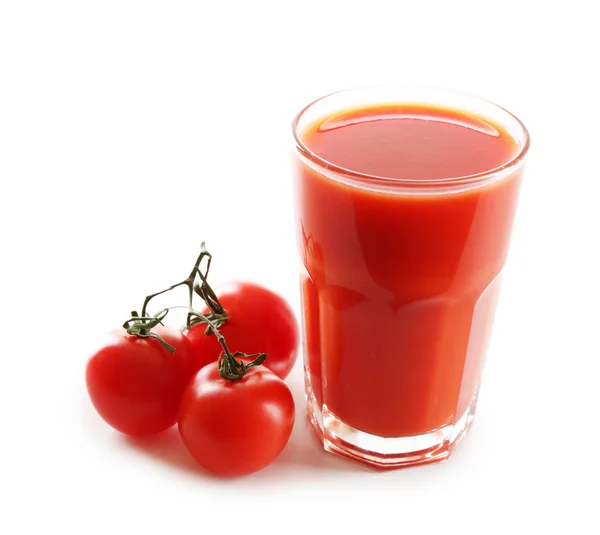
[121,243,266,379]
[140,242,228,332]
[122,243,227,352]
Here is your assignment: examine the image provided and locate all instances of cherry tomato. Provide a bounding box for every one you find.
[86,327,194,436]
[178,361,295,477]
[185,282,299,379]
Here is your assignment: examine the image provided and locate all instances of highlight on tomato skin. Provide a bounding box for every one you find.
[85,327,195,436]
[185,281,300,380]
[178,361,296,477]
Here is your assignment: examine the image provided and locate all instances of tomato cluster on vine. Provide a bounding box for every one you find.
[86,244,299,477]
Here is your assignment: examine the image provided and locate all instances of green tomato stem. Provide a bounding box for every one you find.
[121,243,266,378]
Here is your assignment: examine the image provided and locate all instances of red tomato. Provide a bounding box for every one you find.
[86,327,194,436]
[185,282,299,379]
[178,361,295,477]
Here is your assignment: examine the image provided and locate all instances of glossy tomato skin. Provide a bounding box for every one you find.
[86,327,194,436]
[178,362,295,477]
[185,282,299,379]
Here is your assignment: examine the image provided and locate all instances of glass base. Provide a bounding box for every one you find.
[306,370,478,469]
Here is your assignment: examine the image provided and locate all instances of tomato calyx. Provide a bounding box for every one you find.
[218,351,267,381]
[122,309,176,352]
[188,310,267,381]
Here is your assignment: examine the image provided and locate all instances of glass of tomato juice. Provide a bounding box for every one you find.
[291,85,529,468]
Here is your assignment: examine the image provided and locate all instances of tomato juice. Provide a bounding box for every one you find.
[292,86,529,466]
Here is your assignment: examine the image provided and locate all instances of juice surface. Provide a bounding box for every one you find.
[306,105,515,180]
[296,104,523,437]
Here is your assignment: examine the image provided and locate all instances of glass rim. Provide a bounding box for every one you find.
[292,84,530,190]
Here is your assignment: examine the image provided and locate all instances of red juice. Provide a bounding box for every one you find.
[292,87,528,467]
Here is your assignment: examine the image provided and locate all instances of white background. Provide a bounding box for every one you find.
[1,1,598,533]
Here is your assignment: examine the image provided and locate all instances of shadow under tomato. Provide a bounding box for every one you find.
[120,426,210,477]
